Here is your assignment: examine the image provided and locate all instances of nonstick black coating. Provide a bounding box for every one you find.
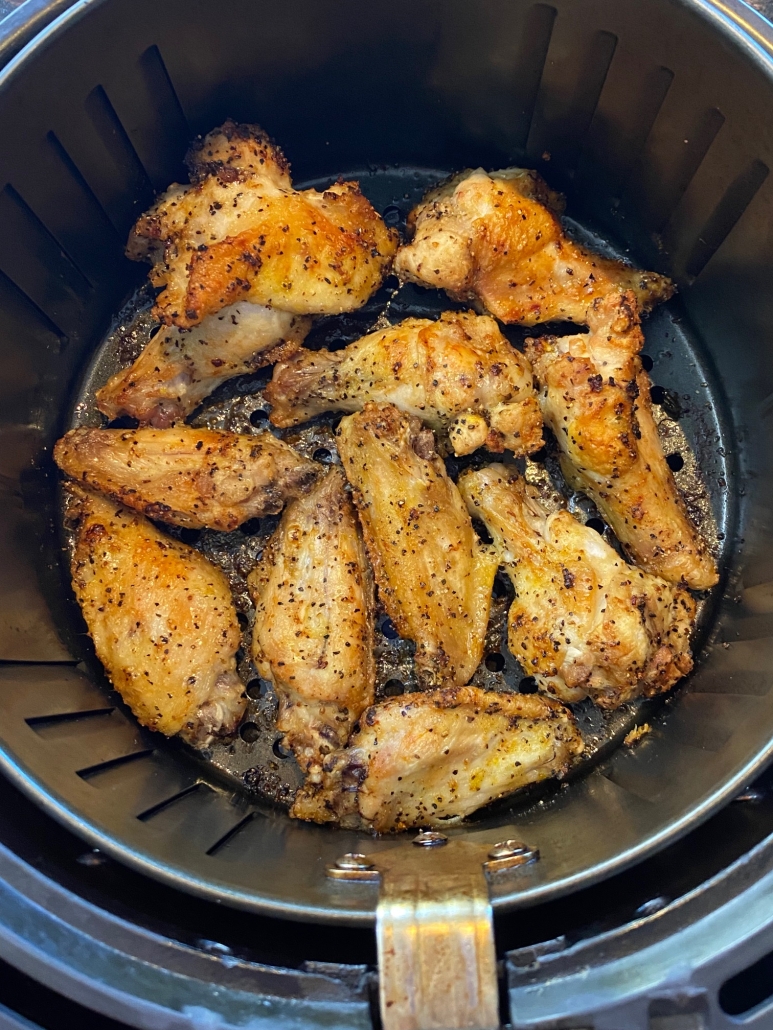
[0,0,772,924]
[67,168,729,811]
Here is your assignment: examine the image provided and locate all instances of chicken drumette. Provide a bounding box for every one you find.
[459,465,696,708]
[291,686,583,830]
[129,120,399,329]
[394,168,674,326]
[526,292,718,590]
[336,404,498,688]
[54,427,318,532]
[66,486,245,744]
[266,310,543,456]
[248,469,374,778]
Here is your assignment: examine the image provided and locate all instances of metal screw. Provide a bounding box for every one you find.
[412,831,448,848]
[334,852,375,871]
[488,839,533,861]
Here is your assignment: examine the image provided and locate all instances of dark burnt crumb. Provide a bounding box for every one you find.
[243,765,297,807]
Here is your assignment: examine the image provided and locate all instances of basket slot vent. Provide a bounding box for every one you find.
[0,266,67,352]
[630,104,725,234]
[82,84,154,228]
[684,159,769,279]
[206,811,257,856]
[26,707,115,729]
[76,747,155,782]
[575,61,674,203]
[527,28,618,174]
[37,131,125,284]
[507,4,557,155]
[136,781,204,822]
[137,780,253,855]
[0,185,93,334]
[103,44,190,192]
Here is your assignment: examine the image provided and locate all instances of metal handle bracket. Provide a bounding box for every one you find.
[328,834,538,1030]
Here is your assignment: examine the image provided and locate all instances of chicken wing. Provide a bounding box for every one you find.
[291,686,583,830]
[66,486,245,743]
[128,121,399,328]
[54,427,318,532]
[525,292,718,590]
[266,311,543,456]
[459,465,695,708]
[96,301,309,428]
[394,168,674,326]
[336,403,498,687]
[247,469,374,777]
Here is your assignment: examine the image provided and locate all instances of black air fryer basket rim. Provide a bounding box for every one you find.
[0,0,772,925]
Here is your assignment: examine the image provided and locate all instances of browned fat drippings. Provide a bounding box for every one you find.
[61,272,724,810]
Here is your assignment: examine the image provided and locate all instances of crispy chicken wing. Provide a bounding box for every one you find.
[394,168,674,326]
[266,311,543,456]
[54,427,318,532]
[247,469,374,777]
[459,466,695,708]
[96,301,309,428]
[66,486,245,743]
[128,121,399,328]
[291,686,583,830]
[336,403,498,687]
[525,292,718,590]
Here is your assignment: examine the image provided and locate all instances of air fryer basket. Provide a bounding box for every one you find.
[0,0,771,925]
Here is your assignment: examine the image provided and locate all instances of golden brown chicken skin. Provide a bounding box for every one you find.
[394,168,674,326]
[96,301,309,428]
[291,686,583,830]
[127,122,399,328]
[248,469,374,778]
[54,427,318,532]
[459,466,696,709]
[336,404,498,688]
[266,311,543,457]
[66,486,244,744]
[525,292,718,590]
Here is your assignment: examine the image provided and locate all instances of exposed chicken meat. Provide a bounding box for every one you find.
[394,168,674,325]
[459,465,696,708]
[127,121,399,328]
[266,310,543,456]
[54,426,318,532]
[525,292,718,590]
[95,301,309,428]
[65,485,245,744]
[291,686,583,830]
[248,469,374,778]
[336,403,498,687]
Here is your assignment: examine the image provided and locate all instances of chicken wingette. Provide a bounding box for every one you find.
[525,292,718,590]
[96,301,309,427]
[54,427,318,532]
[291,687,583,830]
[248,469,374,778]
[459,465,696,708]
[336,403,498,687]
[266,310,543,456]
[66,486,245,743]
[128,120,399,328]
[394,168,674,326]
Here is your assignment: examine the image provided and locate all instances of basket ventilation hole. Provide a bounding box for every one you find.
[382,679,405,696]
[240,722,260,743]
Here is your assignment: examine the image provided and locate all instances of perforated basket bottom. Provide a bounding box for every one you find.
[64,167,729,813]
